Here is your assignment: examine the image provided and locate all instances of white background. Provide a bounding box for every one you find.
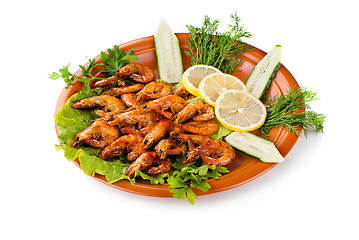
[1,0,358,239]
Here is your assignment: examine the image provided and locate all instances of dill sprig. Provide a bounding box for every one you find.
[185,12,252,73]
[259,86,325,138]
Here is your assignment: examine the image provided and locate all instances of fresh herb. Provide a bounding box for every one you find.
[49,45,137,91]
[100,46,138,75]
[168,160,229,205]
[259,86,326,138]
[49,57,102,91]
[185,12,252,73]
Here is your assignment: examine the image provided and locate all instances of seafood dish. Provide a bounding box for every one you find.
[69,62,235,178]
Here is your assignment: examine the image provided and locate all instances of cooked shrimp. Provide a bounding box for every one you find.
[183,141,217,165]
[121,93,137,108]
[174,134,215,164]
[175,134,213,146]
[201,140,235,166]
[102,84,144,96]
[144,95,187,114]
[98,134,146,161]
[136,81,173,102]
[71,121,119,149]
[125,152,157,177]
[71,95,126,117]
[115,62,154,83]
[173,101,214,124]
[155,138,187,159]
[179,120,219,136]
[106,109,160,128]
[92,75,126,89]
[147,158,172,175]
[142,119,171,149]
[171,85,196,101]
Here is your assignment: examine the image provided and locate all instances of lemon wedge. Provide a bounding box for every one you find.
[181,65,221,96]
[198,73,246,106]
[215,90,267,132]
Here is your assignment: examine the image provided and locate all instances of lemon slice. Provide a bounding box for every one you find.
[181,65,221,96]
[198,73,246,106]
[215,90,267,132]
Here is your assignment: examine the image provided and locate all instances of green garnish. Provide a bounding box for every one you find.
[100,46,138,75]
[168,161,229,205]
[49,45,137,91]
[185,12,252,74]
[49,58,102,91]
[259,86,326,138]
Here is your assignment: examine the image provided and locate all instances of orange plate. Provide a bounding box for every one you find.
[55,33,301,197]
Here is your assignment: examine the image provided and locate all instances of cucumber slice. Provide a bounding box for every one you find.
[245,45,281,99]
[154,19,183,83]
[225,131,284,163]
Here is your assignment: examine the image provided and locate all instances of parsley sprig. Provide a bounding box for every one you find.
[49,45,137,91]
[49,58,101,91]
[167,160,229,205]
[100,46,138,75]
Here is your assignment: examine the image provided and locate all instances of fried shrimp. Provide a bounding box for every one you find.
[125,152,157,177]
[98,134,146,161]
[144,95,187,115]
[201,140,235,166]
[71,95,126,117]
[175,134,213,146]
[120,93,137,108]
[173,101,214,124]
[115,62,154,83]
[155,138,187,159]
[179,120,219,136]
[136,81,173,102]
[102,83,144,96]
[142,119,171,149]
[71,121,119,149]
[92,75,126,89]
[106,109,160,127]
[170,85,196,101]
[174,134,214,164]
[147,158,172,175]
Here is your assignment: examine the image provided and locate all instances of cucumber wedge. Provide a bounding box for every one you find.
[154,19,183,83]
[245,45,281,99]
[225,131,284,163]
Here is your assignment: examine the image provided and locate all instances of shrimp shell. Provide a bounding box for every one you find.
[201,140,235,166]
[115,62,154,83]
[155,138,187,159]
[144,95,187,114]
[92,75,126,89]
[125,152,157,177]
[136,81,173,102]
[173,101,214,124]
[142,119,171,149]
[179,120,219,136]
[71,121,119,149]
[102,84,144,96]
[98,134,146,161]
[147,158,172,175]
[71,95,126,116]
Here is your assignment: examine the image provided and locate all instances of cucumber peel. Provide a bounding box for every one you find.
[225,131,284,163]
[154,19,183,83]
[245,45,281,99]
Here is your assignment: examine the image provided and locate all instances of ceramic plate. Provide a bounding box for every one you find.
[55,33,301,197]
